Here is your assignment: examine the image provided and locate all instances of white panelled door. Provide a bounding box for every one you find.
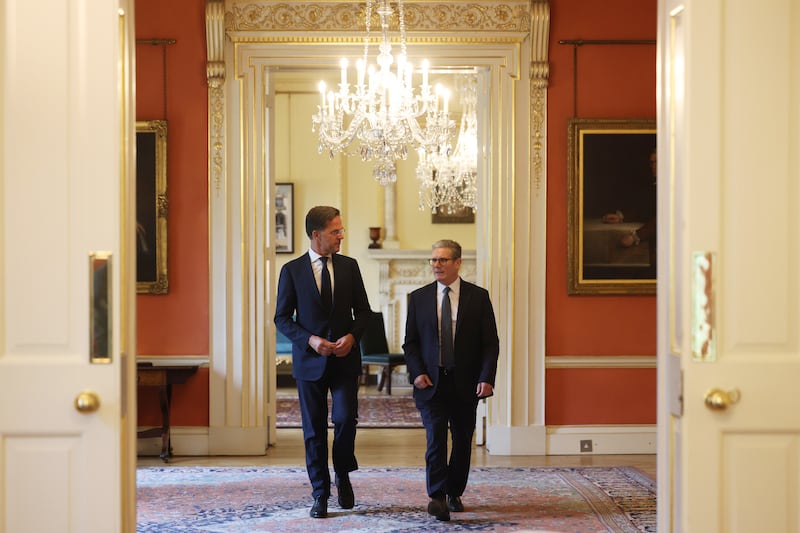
[0,1,135,531]
[658,0,800,531]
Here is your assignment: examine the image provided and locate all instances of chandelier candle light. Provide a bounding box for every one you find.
[416,73,478,214]
[311,0,455,186]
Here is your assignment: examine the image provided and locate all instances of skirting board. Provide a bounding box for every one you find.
[137,426,210,458]
[547,425,656,455]
[138,424,657,457]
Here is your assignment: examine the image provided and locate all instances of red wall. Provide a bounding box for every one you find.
[134,0,658,429]
[136,0,209,426]
[546,0,657,425]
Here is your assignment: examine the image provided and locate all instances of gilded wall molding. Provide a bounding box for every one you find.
[530,0,549,195]
[226,1,531,37]
[206,0,226,194]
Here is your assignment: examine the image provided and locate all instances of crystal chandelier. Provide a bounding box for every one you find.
[311,0,454,186]
[416,73,478,214]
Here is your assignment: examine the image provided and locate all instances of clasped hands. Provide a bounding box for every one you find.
[309,333,354,357]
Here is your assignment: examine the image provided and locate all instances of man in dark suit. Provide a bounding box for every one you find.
[274,206,372,519]
[403,239,499,522]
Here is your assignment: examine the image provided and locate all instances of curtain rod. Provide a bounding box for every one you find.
[558,39,655,46]
[559,39,655,116]
[136,38,177,46]
[135,39,177,119]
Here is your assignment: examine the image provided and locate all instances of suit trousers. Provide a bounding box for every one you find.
[416,367,480,499]
[296,363,359,498]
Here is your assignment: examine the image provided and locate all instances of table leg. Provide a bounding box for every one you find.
[158,384,170,462]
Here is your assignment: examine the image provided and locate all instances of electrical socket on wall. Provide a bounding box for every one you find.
[580,439,593,452]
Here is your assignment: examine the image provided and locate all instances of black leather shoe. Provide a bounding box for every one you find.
[427,497,451,521]
[447,495,464,512]
[310,496,328,518]
[335,473,355,509]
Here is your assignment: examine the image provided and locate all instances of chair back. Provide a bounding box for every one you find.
[360,311,391,355]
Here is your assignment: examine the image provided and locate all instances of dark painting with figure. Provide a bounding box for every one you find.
[136,131,158,282]
[582,133,657,280]
[567,118,656,295]
[136,120,168,294]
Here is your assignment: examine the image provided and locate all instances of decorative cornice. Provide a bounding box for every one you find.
[206,0,225,87]
[529,0,550,87]
[227,1,531,35]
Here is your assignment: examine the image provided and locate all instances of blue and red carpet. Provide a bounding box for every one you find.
[276,393,422,428]
[137,465,655,532]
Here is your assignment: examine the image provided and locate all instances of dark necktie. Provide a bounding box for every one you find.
[320,256,332,311]
[440,286,455,369]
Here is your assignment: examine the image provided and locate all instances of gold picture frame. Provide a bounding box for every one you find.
[136,120,169,294]
[567,118,656,295]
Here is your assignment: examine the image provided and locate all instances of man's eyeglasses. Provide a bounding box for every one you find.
[328,228,346,236]
[428,258,454,265]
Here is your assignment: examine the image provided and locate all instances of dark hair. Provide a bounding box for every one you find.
[431,239,461,259]
[305,206,340,238]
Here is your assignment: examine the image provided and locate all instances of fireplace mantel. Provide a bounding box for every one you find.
[367,249,477,351]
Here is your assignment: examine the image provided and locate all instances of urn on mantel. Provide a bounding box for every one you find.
[368,227,382,249]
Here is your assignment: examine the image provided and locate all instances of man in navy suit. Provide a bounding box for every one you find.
[274,206,372,518]
[403,239,499,522]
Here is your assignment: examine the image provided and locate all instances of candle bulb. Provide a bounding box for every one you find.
[396,54,406,87]
[318,81,326,110]
[357,58,365,87]
[443,88,450,115]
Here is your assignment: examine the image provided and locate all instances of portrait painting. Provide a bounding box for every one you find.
[136,120,169,294]
[567,118,657,295]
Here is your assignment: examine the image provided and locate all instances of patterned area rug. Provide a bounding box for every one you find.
[137,466,655,532]
[276,394,422,428]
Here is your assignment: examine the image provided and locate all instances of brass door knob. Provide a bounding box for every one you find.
[74,390,101,414]
[704,388,741,410]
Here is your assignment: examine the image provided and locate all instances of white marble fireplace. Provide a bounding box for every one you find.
[367,249,477,352]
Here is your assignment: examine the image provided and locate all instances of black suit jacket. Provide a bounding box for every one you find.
[403,279,499,401]
[274,252,371,381]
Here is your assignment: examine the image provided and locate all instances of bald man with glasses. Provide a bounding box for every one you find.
[403,239,499,522]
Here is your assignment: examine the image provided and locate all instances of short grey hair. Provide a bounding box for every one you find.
[431,239,461,259]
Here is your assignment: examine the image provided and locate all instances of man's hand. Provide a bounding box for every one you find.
[332,333,355,357]
[602,211,624,224]
[476,382,494,398]
[413,374,433,389]
[309,335,336,357]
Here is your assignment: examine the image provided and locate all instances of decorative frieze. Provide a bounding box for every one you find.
[227,1,531,36]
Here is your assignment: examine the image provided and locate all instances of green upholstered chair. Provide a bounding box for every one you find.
[359,311,405,395]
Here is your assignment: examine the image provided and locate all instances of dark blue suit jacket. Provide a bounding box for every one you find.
[274,252,371,381]
[403,279,499,401]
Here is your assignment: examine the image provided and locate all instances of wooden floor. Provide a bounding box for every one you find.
[138,384,657,480]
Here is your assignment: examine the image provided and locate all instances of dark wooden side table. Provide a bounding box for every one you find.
[137,363,198,462]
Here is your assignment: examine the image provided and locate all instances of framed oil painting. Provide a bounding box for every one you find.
[136,120,169,294]
[275,182,294,254]
[567,118,656,295]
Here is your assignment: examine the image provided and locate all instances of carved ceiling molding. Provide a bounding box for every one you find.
[226,1,531,37]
